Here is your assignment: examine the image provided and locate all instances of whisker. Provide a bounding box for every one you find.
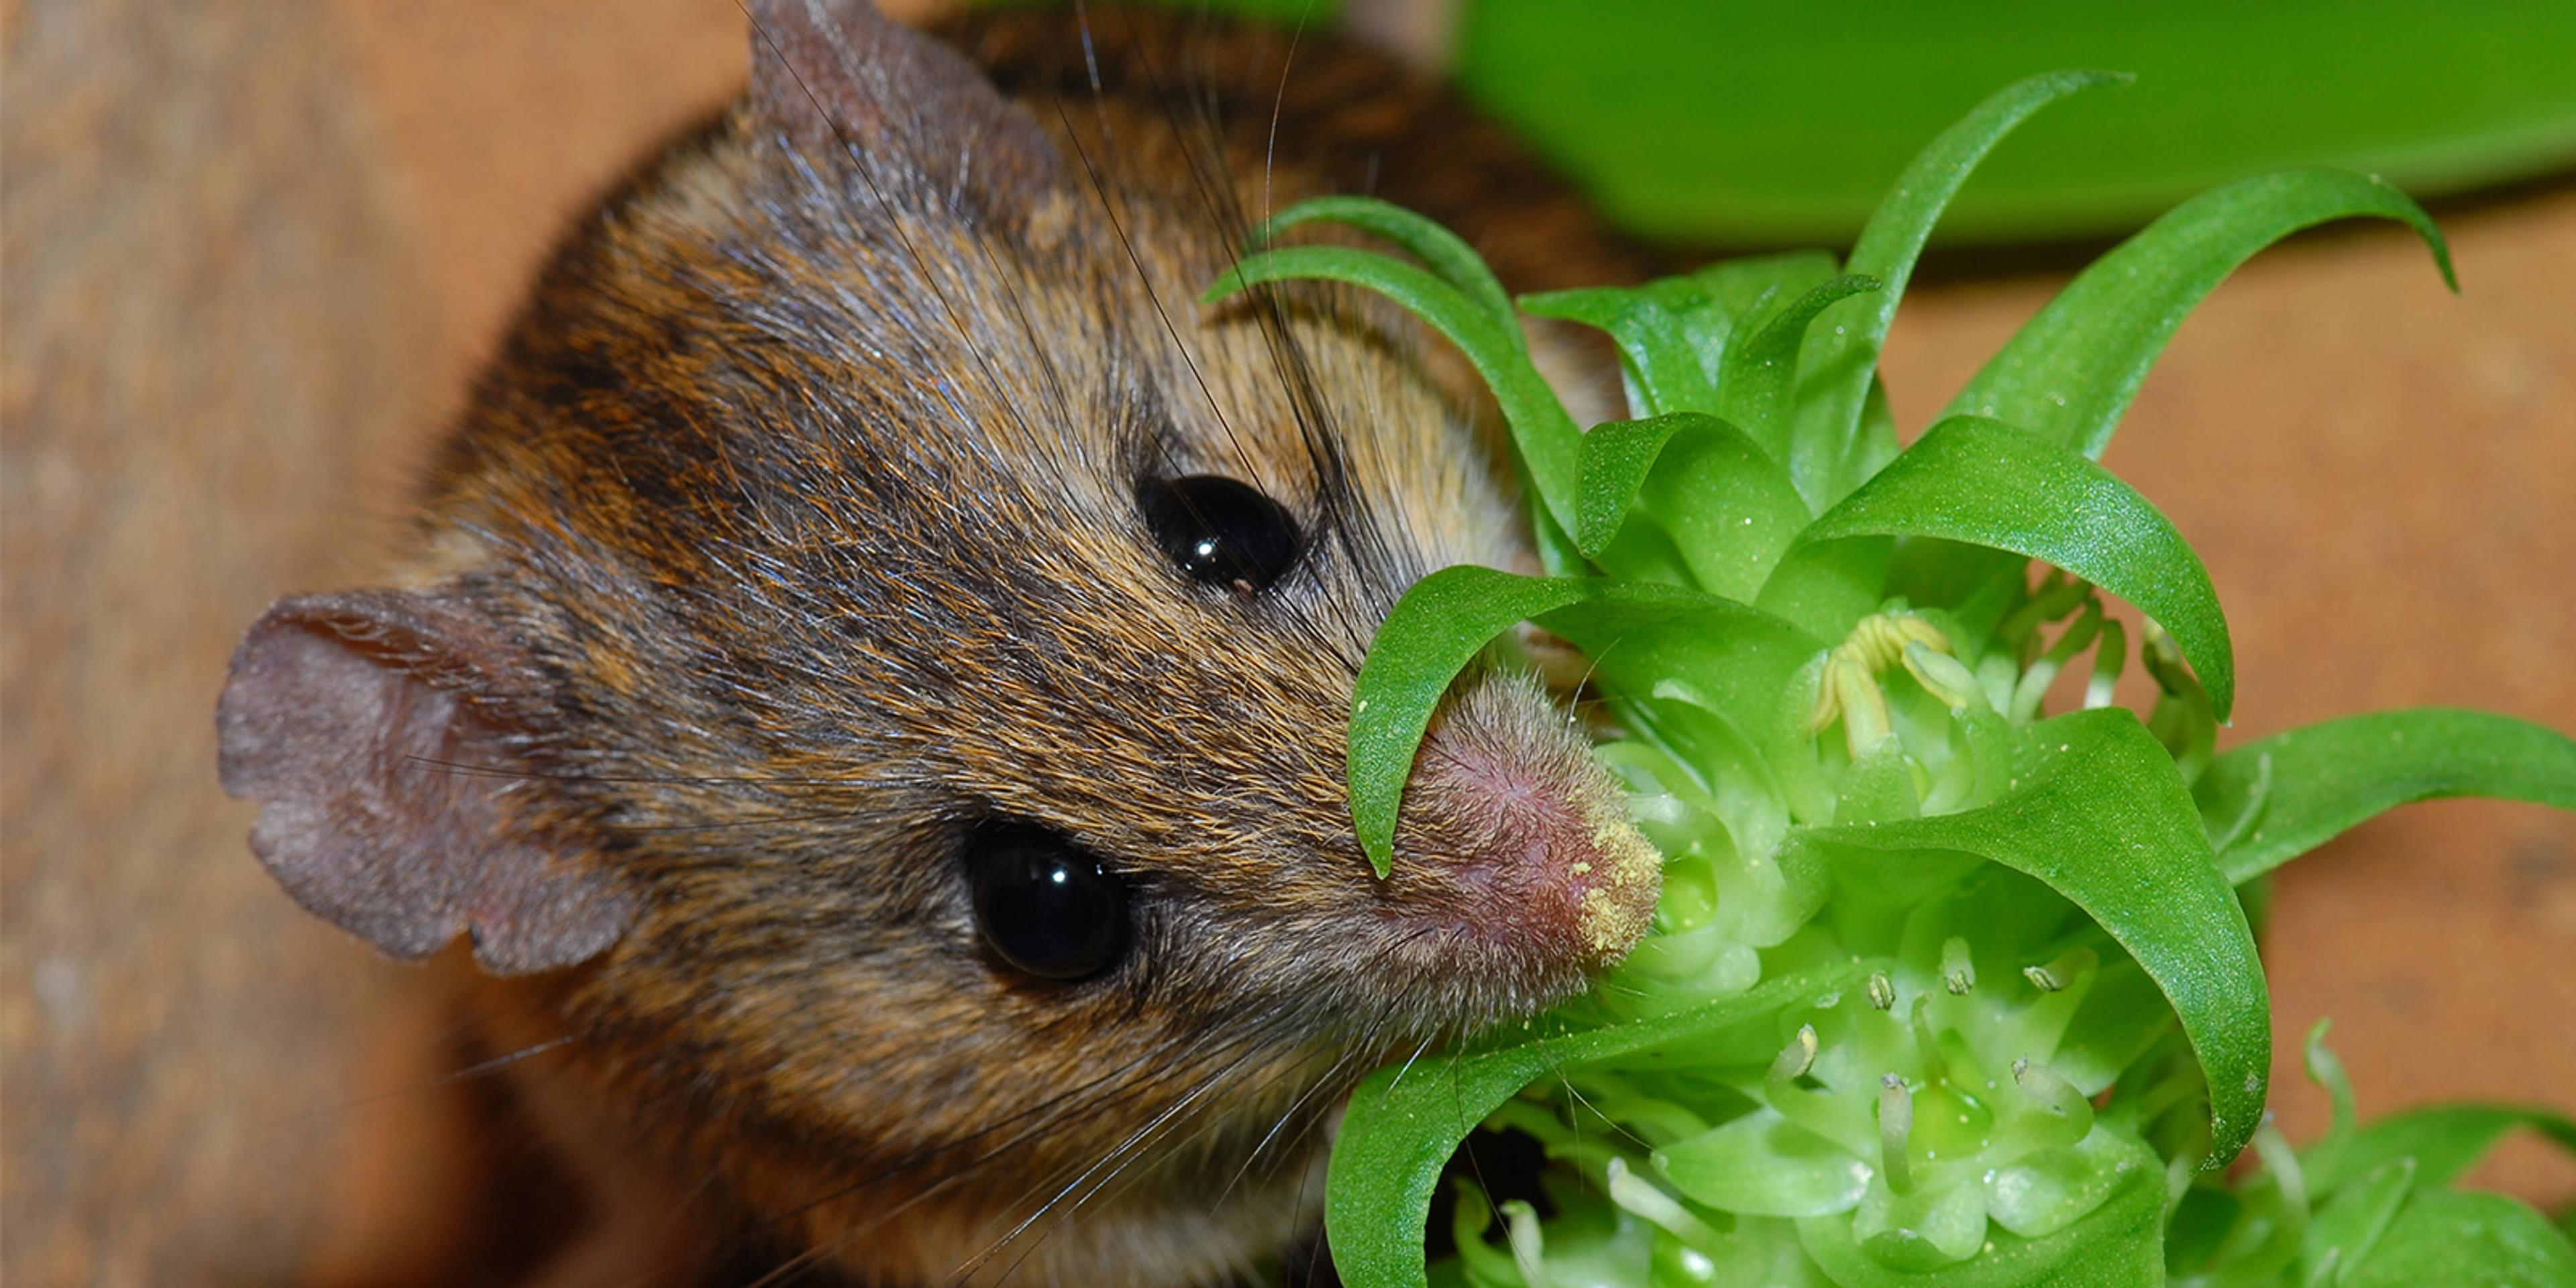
[736,1019,1290,1284]
[956,1028,1310,1283]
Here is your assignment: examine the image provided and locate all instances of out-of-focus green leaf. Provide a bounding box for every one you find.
[1946,168,2453,460]
[1205,245,1582,535]
[2194,708,2576,884]
[1784,709,2267,1167]
[1325,967,1864,1288]
[1774,414,2235,718]
[1790,70,2125,508]
[2303,1159,2416,1285]
[1796,1128,2163,1287]
[2341,1189,2576,1288]
[2304,1104,2576,1198]
[2163,1185,2242,1278]
[1451,1,2576,245]
[1694,250,1847,320]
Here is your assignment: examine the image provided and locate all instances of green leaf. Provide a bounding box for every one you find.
[2341,1189,2576,1288]
[1574,413,1714,558]
[1573,412,1813,602]
[1946,167,2455,460]
[1775,414,2235,718]
[1694,250,1847,320]
[1205,246,1582,536]
[1346,567,1810,875]
[1248,195,1517,324]
[1789,70,2127,507]
[2304,1104,2576,1198]
[1795,1128,2164,1288]
[1717,272,1880,464]
[1521,282,1718,417]
[1536,589,1825,735]
[1324,967,1865,1288]
[1784,708,2269,1167]
[2194,708,2576,884]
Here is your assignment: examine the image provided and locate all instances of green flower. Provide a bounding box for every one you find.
[1205,70,2576,1288]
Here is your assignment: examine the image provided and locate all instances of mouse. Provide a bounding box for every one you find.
[212,2,1660,1284]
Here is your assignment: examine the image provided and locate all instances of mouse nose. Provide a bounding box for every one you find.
[1385,672,1661,983]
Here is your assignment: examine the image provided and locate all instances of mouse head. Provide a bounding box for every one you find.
[217,1,1657,1281]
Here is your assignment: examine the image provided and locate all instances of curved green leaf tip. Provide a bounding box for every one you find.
[1244,193,1516,323]
[1791,68,2129,505]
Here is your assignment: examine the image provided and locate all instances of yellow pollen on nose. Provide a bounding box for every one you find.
[1572,806,1662,960]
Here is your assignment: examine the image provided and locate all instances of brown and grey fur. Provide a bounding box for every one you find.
[209,3,1654,1284]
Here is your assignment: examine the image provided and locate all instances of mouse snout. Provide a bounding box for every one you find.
[1383,672,1661,998]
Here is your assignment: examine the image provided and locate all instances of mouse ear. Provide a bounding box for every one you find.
[217,590,635,975]
[745,0,1061,204]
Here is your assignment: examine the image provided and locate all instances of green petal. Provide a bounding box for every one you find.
[1797,1128,2163,1288]
[1657,1108,1875,1218]
[1985,1129,2143,1240]
[1784,709,2268,1167]
[1789,70,2127,508]
[1946,168,2454,460]
[1325,967,1865,1288]
[2194,708,2576,885]
[1852,1174,1992,1271]
[1773,414,2235,718]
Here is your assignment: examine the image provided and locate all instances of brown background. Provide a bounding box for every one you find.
[5,1,2570,1283]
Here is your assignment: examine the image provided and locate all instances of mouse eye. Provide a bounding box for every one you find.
[1139,475,1300,592]
[965,826,1129,981]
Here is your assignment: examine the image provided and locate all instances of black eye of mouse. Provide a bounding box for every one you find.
[965,826,1129,981]
[1139,475,1299,591]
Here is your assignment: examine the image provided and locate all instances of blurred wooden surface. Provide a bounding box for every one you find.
[3,1,2567,1282]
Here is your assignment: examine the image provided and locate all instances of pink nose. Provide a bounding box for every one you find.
[1388,679,1661,983]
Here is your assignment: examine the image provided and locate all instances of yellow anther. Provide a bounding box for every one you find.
[1810,612,1958,755]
